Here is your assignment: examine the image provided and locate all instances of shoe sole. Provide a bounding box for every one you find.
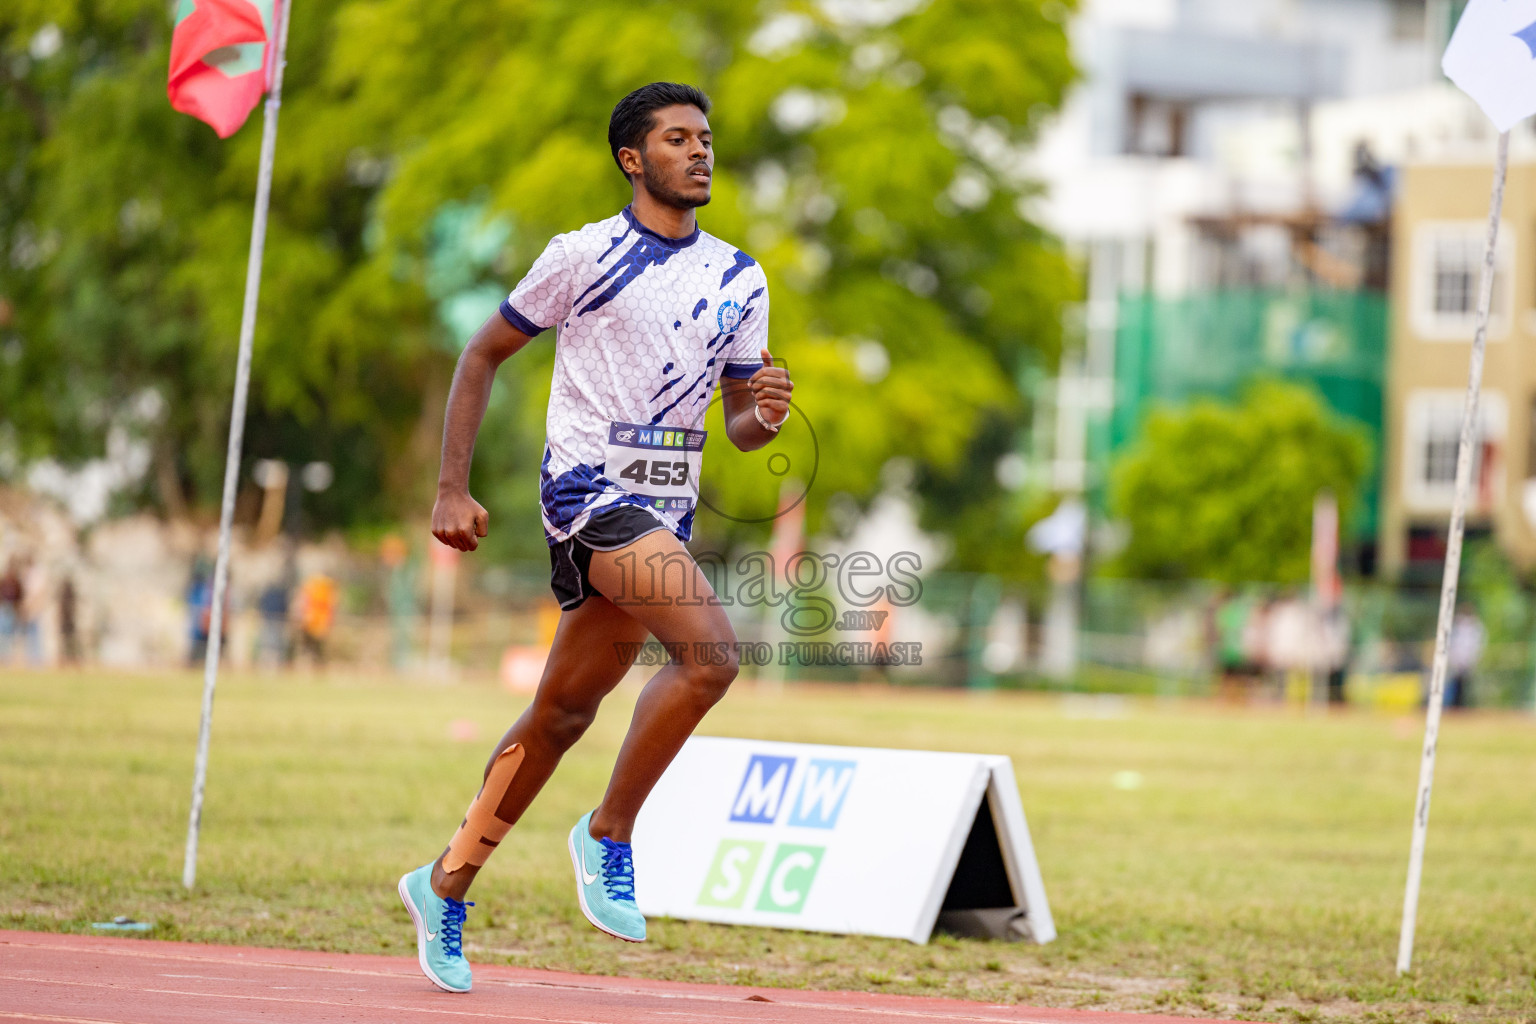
[397,872,472,993]
[566,827,645,943]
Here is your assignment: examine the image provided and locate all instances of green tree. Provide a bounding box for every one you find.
[1,0,435,524]
[1,0,1077,561]
[1109,380,1371,584]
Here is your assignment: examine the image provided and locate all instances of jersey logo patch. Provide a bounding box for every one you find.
[717,300,743,334]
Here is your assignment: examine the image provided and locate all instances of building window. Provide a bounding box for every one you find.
[1411,222,1511,340]
[1423,416,1460,486]
[1431,233,1479,315]
[1124,94,1188,158]
[1404,389,1507,512]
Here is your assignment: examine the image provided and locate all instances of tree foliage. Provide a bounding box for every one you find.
[1109,380,1371,584]
[1,0,1076,559]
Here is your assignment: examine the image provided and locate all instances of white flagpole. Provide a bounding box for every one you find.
[1396,129,1509,973]
[182,0,294,891]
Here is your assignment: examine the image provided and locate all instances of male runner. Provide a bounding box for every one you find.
[398,82,793,993]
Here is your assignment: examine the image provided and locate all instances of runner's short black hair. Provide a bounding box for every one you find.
[608,82,712,178]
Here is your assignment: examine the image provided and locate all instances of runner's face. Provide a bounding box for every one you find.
[635,104,712,209]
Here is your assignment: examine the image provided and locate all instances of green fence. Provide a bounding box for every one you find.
[1099,289,1388,539]
[283,545,1536,710]
[1071,577,1536,710]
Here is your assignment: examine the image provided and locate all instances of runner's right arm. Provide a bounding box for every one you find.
[431,313,534,551]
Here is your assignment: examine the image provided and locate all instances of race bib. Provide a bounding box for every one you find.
[605,421,706,518]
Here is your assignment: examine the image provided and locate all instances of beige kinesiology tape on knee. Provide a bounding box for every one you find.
[443,743,526,872]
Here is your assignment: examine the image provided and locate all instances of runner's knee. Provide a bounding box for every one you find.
[681,644,738,705]
[531,695,599,751]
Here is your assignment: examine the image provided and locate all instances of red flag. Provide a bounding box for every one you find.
[167,0,274,138]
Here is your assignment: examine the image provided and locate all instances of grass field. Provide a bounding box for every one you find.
[2,669,1533,1023]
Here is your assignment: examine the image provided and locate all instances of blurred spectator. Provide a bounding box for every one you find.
[295,573,339,667]
[861,594,898,684]
[1240,595,1274,699]
[1339,142,1396,225]
[186,559,212,666]
[58,575,81,665]
[1213,591,1256,700]
[1266,592,1314,703]
[1445,605,1485,709]
[1321,604,1352,706]
[255,578,294,669]
[186,556,228,666]
[19,556,47,665]
[0,557,21,663]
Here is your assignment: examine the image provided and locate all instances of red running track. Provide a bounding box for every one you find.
[0,930,1233,1024]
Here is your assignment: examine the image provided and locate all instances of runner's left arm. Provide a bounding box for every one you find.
[721,348,792,452]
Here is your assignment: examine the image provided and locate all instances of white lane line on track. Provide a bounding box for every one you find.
[0,973,607,1024]
[0,939,1145,1024]
[0,939,416,979]
[469,978,1076,1023]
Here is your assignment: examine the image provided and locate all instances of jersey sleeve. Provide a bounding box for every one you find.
[719,270,769,379]
[500,236,573,338]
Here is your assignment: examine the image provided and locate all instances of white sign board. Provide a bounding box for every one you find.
[632,736,1054,945]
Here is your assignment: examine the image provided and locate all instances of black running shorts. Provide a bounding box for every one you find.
[548,504,672,610]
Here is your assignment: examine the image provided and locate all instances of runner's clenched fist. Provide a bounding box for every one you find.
[749,348,792,427]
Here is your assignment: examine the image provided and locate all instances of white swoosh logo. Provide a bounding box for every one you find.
[581,841,600,886]
[425,924,438,941]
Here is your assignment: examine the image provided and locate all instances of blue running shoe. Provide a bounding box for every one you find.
[397,863,473,992]
[567,811,646,942]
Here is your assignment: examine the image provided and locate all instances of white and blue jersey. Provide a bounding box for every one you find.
[500,206,769,546]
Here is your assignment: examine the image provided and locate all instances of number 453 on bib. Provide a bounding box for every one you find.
[605,421,706,516]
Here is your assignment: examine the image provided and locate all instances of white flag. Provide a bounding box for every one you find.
[1443,0,1536,132]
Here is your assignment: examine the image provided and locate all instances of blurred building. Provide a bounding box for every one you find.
[1381,160,1536,580]
[1027,0,1503,574]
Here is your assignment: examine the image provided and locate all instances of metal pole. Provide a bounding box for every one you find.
[1396,130,1508,973]
[182,0,294,891]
